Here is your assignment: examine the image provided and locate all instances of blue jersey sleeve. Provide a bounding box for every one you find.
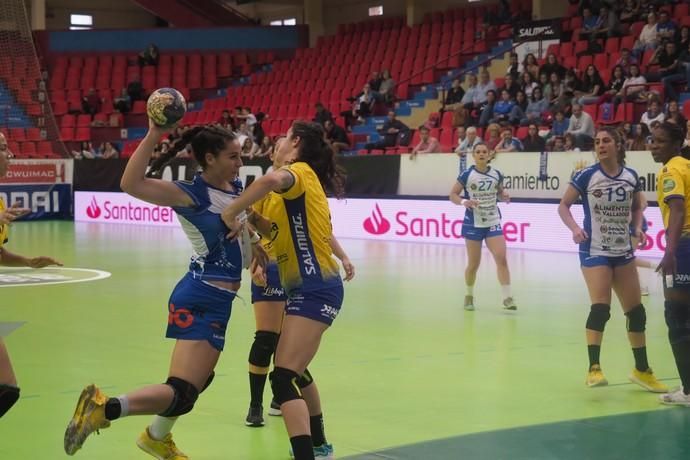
[457,169,471,186]
[570,167,592,195]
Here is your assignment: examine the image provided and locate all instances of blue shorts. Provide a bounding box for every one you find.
[285,282,345,326]
[667,238,690,290]
[166,272,236,351]
[579,250,635,268]
[462,223,503,241]
[251,263,287,303]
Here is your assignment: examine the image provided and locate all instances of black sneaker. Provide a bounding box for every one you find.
[267,399,282,416]
[245,405,265,427]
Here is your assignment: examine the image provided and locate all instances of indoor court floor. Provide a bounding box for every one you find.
[1,221,689,459]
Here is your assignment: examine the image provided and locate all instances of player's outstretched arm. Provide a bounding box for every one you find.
[0,248,62,268]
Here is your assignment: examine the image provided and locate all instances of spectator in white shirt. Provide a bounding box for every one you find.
[617,63,647,103]
[455,126,482,156]
[566,103,595,149]
[640,99,666,130]
[633,12,659,55]
[475,68,497,106]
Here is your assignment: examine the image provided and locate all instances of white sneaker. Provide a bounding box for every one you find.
[659,388,690,407]
[464,295,475,311]
[502,297,517,311]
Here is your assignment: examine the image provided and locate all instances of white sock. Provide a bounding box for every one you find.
[501,285,511,299]
[117,395,129,417]
[149,416,178,441]
[466,285,474,296]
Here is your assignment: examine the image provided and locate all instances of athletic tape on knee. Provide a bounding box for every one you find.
[249,331,280,368]
[296,368,314,389]
[625,304,647,333]
[586,303,611,332]
[200,371,215,394]
[0,384,19,418]
[159,377,199,417]
[665,300,690,345]
[270,367,302,405]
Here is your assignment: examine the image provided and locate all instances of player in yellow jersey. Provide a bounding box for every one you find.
[223,121,346,460]
[650,122,690,406]
[244,137,354,434]
[0,133,62,418]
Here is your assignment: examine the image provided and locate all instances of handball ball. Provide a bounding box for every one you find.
[147,88,186,128]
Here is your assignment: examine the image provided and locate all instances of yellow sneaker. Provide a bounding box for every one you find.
[136,427,189,460]
[64,384,111,455]
[630,368,669,393]
[586,365,608,387]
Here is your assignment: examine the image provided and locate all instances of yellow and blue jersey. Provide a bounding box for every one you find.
[263,161,341,295]
[0,198,8,249]
[252,192,280,261]
[657,155,690,237]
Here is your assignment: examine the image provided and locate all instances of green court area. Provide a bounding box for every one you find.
[0,221,687,459]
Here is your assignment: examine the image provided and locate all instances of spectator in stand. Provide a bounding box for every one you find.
[485,123,502,151]
[368,71,383,92]
[615,48,638,75]
[456,126,466,144]
[456,126,481,156]
[355,83,376,120]
[666,100,687,126]
[551,135,565,152]
[114,87,131,113]
[476,68,497,105]
[566,103,595,149]
[256,136,274,157]
[491,90,516,125]
[522,123,546,151]
[99,142,119,159]
[563,68,581,95]
[563,133,581,152]
[240,136,259,159]
[241,107,257,135]
[552,110,570,136]
[521,72,539,98]
[540,54,566,80]
[523,54,540,80]
[218,109,234,130]
[478,90,498,127]
[501,74,520,99]
[138,44,159,67]
[495,126,523,153]
[599,66,626,105]
[71,141,97,159]
[657,10,678,42]
[81,88,102,116]
[546,72,567,112]
[684,119,690,147]
[678,26,690,53]
[512,90,528,119]
[649,40,683,100]
[460,74,482,125]
[323,119,350,154]
[677,40,690,92]
[365,110,409,152]
[579,7,602,42]
[633,12,659,55]
[506,53,521,79]
[313,102,333,126]
[640,99,665,130]
[379,70,396,104]
[127,77,144,102]
[520,86,548,125]
[444,78,465,110]
[618,63,648,102]
[575,64,605,105]
[590,5,622,39]
[620,0,642,23]
[627,123,650,150]
[410,126,441,160]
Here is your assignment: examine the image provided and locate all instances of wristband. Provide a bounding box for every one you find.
[460,199,467,206]
[250,232,261,244]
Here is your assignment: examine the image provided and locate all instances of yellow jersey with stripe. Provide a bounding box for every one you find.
[253,192,280,261]
[657,155,690,236]
[0,198,8,249]
[263,161,341,294]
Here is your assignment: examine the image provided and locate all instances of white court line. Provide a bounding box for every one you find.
[0,268,112,288]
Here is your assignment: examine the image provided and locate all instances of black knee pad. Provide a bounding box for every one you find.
[200,371,215,394]
[159,377,199,417]
[270,367,302,405]
[0,384,19,418]
[586,303,611,332]
[249,331,280,368]
[625,304,647,333]
[665,300,690,345]
[296,368,314,389]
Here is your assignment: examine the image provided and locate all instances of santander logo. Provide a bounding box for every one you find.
[86,196,101,218]
[363,204,391,235]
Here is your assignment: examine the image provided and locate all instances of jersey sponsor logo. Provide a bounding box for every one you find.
[86,196,101,218]
[663,178,676,193]
[262,286,285,297]
[168,303,194,329]
[593,190,603,198]
[363,204,391,235]
[320,303,339,320]
[291,213,317,275]
[676,274,690,283]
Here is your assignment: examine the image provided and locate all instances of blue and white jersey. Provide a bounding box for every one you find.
[173,174,249,283]
[571,164,641,257]
[457,166,503,228]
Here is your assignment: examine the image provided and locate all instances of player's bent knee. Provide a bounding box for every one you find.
[270,367,302,405]
[586,303,611,332]
[200,371,215,394]
[296,368,314,389]
[0,384,19,418]
[625,304,646,333]
[665,301,690,344]
[249,331,280,368]
[159,377,199,417]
